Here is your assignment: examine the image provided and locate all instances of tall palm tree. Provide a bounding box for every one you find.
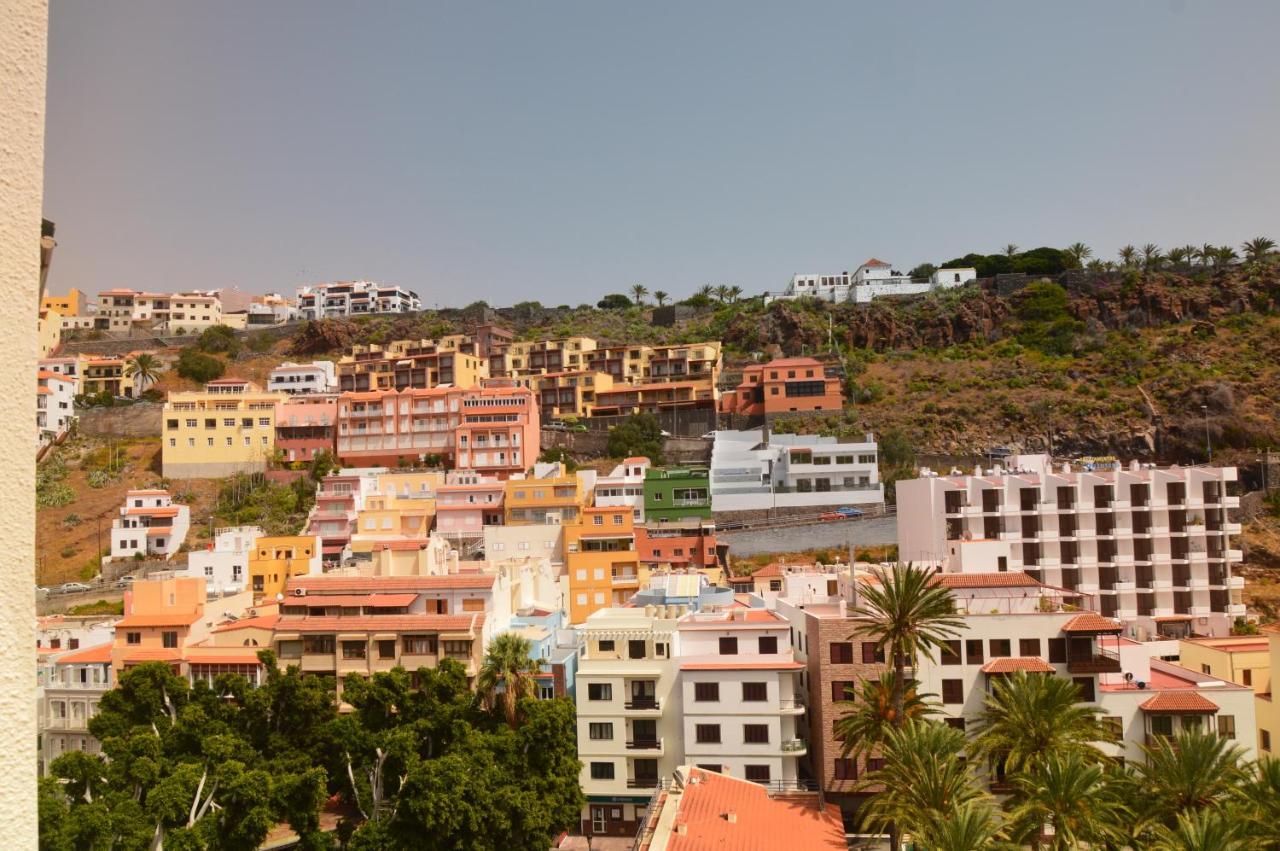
[848,563,965,725]
[1007,751,1129,850]
[860,720,988,844]
[1141,243,1164,269]
[833,671,937,759]
[1151,809,1250,851]
[971,671,1112,776]
[629,284,649,306]
[1168,246,1189,267]
[1242,236,1277,265]
[911,800,1009,851]
[125,352,162,392]
[1180,244,1199,266]
[1085,259,1103,272]
[1216,245,1240,266]
[1134,729,1247,824]
[1118,245,1139,268]
[1235,756,1280,847]
[475,633,539,728]
[713,285,731,303]
[652,290,669,307]
[1201,243,1218,267]
[1064,242,1092,268]
[1004,244,1019,257]
[696,284,715,299]
[726,285,743,303]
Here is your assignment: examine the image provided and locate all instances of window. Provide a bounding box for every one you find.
[694,682,719,702]
[1201,664,1212,675]
[126,632,140,645]
[831,680,855,702]
[744,765,771,783]
[742,682,767,702]
[377,640,396,659]
[162,631,178,649]
[1072,676,1096,702]
[743,724,770,744]
[588,722,614,740]
[589,762,615,780]
[593,515,603,526]
[1218,715,1236,739]
[588,683,613,701]
[831,642,853,664]
[1048,638,1067,664]
[861,642,885,664]
[1243,669,1253,687]
[769,579,782,592]
[628,640,646,660]
[941,640,962,665]
[342,640,367,660]
[1019,638,1042,657]
[758,636,778,654]
[1150,715,1174,737]
[719,637,738,655]
[941,679,963,704]
[945,717,967,732]
[695,724,721,744]
[598,640,615,653]
[1263,730,1272,752]
[989,639,1011,657]
[833,758,857,780]
[965,639,984,664]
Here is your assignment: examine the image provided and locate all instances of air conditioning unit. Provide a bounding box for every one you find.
[293,587,307,597]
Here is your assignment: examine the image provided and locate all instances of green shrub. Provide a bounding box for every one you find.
[197,324,242,355]
[59,546,78,559]
[63,513,82,528]
[606,413,664,463]
[175,348,226,383]
[87,470,113,488]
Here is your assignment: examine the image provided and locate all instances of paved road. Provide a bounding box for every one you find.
[718,514,897,557]
[38,586,124,616]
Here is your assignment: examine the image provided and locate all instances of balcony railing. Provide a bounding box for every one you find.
[625,698,660,711]
[781,738,807,752]
[1067,654,1122,674]
[626,778,661,789]
[626,738,662,750]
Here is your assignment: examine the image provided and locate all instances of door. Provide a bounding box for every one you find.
[632,719,657,747]
[591,806,606,833]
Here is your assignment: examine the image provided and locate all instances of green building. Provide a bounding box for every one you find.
[643,467,712,523]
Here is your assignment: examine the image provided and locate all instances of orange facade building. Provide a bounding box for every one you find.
[719,357,843,416]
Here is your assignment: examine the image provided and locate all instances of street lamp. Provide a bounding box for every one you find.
[1201,405,1212,463]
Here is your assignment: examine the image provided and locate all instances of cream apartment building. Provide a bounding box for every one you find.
[163,380,283,478]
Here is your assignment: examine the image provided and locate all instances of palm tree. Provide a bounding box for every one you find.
[848,563,965,725]
[1216,245,1239,266]
[1135,729,1247,824]
[833,671,937,759]
[713,285,731,303]
[124,352,162,393]
[1141,243,1164,269]
[1242,236,1277,265]
[1064,242,1092,268]
[652,290,668,307]
[1168,246,1189,267]
[696,284,715,299]
[1118,245,1139,268]
[1004,244,1019,257]
[726,285,743,303]
[629,284,649,306]
[911,800,1009,851]
[1235,757,1280,846]
[1180,244,1199,266]
[1201,243,1218,267]
[475,633,539,728]
[971,671,1112,776]
[1085,259,1103,272]
[860,720,989,845]
[1151,809,1250,851]
[1007,751,1129,850]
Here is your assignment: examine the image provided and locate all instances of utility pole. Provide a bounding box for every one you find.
[1202,405,1212,463]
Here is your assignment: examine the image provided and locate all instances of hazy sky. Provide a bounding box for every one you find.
[44,1,1280,306]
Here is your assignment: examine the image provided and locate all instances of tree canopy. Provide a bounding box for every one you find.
[605,412,665,463]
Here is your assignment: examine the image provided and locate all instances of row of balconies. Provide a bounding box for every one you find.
[952,496,1240,516]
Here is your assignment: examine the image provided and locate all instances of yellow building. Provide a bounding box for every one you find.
[37,311,62,357]
[41,287,87,317]
[82,356,126,396]
[162,379,285,478]
[336,338,490,392]
[249,535,321,601]
[534,370,615,419]
[565,505,642,623]
[1252,629,1280,758]
[372,469,447,499]
[504,462,594,525]
[497,336,598,377]
[351,491,438,555]
[1179,636,1271,694]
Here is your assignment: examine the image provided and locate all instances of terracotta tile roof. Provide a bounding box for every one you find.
[125,506,180,517]
[861,258,891,268]
[282,593,417,608]
[55,643,113,664]
[211,614,281,633]
[1062,613,1124,633]
[980,657,1055,674]
[1139,692,1220,713]
[273,613,484,634]
[114,612,202,628]
[286,575,495,593]
[664,768,846,851]
[126,489,171,496]
[932,571,1042,589]
[37,370,75,382]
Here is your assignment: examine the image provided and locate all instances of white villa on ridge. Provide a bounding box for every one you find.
[106,489,190,563]
[764,258,976,305]
[709,429,884,515]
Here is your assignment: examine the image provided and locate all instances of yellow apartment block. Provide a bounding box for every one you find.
[372,469,447,499]
[564,506,642,623]
[534,370,616,418]
[162,380,284,478]
[41,287,87,317]
[1179,636,1271,694]
[505,463,592,525]
[249,535,322,601]
[351,492,438,554]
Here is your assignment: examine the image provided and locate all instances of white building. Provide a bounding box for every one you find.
[182,525,262,596]
[296,281,421,320]
[37,368,77,445]
[709,429,884,514]
[594,456,651,522]
[107,489,190,563]
[576,607,682,837]
[676,607,806,786]
[267,361,337,395]
[38,642,114,775]
[897,455,1245,638]
[764,259,976,305]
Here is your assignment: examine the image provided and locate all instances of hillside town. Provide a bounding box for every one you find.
[31,254,1280,848]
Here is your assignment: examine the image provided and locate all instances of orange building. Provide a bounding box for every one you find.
[565,506,641,623]
[719,357,843,416]
[453,384,540,479]
[634,520,723,581]
[111,576,211,674]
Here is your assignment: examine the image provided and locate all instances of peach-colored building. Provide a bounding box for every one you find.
[111,576,210,674]
[453,384,540,480]
[719,357,843,416]
[435,470,506,537]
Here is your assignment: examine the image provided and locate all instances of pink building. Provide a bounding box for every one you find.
[435,470,505,537]
[308,473,361,563]
[453,384,540,480]
[275,394,337,464]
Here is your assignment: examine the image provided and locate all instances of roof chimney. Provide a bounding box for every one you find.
[724,812,737,824]
[676,823,688,835]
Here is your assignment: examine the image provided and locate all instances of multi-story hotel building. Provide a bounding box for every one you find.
[275,394,338,464]
[335,386,464,467]
[454,385,539,479]
[39,642,113,773]
[493,336,597,378]
[719,356,844,417]
[267,360,337,395]
[162,379,283,478]
[576,607,682,837]
[95,289,223,333]
[296,281,421,320]
[532,370,615,419]
[107,489,190,562]
[897,455,1246,637]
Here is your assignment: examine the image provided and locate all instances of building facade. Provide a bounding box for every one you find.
[296,281,421,320]
[162,380,283,478]
[644,467,712,524]
[565,506,641,623]
[107,489,190,562]
[710,430,884,515]
[267,361,337,395]
[719,357,844,417]
[275,394,337,464]
[764,259,976,305]
[181,525,262,596]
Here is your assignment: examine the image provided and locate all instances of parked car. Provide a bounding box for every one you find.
[36,586,50,596]
[59,582,91,594]
[819,512,847,522]
[701,431,717,440]
[660,429,672,438]
[562,422,587,433]
[835,506,865,517]
[115,575,136,589]
[544,421,568,431]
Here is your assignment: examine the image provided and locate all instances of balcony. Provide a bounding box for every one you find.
[1188,578,1209,590]
[1224,495,1241,508]
[300,652,336,673]
[626,738,665,754]
[779,695,806,714]
[1224,522,1242,535]
[1227,549,1244,561]
[1190,606,1211,616]
[611,574,640,586]
[1151,579,1172,590]
[1186,524,1207,535]
[626,778,662,789]
[998,531,1020,541]
[1076,582,1099,594]
[781,738,807,755]
[1114,554,1135,566]
[1114,581,1136,592]
[1228,576,1245,589]
[624,698,662,713]
[1036,530,1059,541]
[1067,654,1122,674]
[1228,603,1247,617]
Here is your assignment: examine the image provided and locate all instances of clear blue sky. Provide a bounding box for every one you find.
[44,1,1280,306]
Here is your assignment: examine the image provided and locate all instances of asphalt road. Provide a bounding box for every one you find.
[718,514,898,557]
[37,586,125,616]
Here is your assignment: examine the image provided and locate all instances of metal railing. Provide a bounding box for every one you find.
[626,738,662,750]
[625,698,660,711]
[781,738,807,752]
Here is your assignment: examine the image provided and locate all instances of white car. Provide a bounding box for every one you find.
[59,582,91,594]
[700,431,716,440]
[660,430,672,438]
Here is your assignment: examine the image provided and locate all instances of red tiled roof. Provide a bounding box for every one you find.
[55,643,113,664]
[211,614,280,633]
[273,614,484,634]
[283,593,417,608]
[114,612,201,628]
[665,768,846,851]
[980,657,1054,674]
[1062,613,1124,633]
[125,506,180,517]
[861,258,891,268]
[286,575,495,593]
[1139,692,1219,713]
[932,571,1042,589]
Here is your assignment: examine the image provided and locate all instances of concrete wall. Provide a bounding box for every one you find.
[1,1,47,841]
[76,403,163,438]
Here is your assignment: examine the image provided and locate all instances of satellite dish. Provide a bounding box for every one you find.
[276,592,284,602]
[1124,672,1134,682]
[1136,681,1147,690]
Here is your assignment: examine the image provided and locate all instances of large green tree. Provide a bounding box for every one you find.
[605,412,665,463]
[475,632,539,728]
[971,671,1112,776]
